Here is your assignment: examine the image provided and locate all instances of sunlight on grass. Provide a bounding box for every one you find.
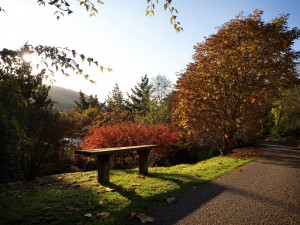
[0,156,254,225]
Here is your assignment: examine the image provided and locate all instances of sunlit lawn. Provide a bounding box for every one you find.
[0,156,254,225]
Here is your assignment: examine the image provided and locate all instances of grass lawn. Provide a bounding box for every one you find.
[0,156,255,225]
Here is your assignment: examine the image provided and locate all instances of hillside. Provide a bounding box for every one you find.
[49,86,79,110]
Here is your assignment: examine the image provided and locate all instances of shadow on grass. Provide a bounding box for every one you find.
[103,171,226,225]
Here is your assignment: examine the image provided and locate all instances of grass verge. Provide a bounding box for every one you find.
[0,156,255,225]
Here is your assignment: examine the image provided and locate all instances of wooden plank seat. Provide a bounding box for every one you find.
[75,145,157,184]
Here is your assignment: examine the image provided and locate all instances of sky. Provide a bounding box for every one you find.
[1,0,300,101]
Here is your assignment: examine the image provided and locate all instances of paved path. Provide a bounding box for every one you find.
[151,143,300,225]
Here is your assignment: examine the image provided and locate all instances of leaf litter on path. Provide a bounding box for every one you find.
[131,212,154,223]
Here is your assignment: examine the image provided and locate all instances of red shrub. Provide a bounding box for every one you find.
[80,123,180,168]
[81,122,179,149]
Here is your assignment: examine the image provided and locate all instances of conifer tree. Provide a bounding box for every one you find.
[127,75,153,116]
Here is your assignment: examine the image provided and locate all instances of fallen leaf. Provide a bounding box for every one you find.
[136,213,154,224]
[131,183,143,187]
[167,197,176,204]
[236,168,243,172]
[137,175,146,179]
[96,212,109,219]
[105,188,115,192]
[98,201,107,206]
[84,213,93,218]
[124,188,135,192]
[66,205,81,211]
[131,212,154,223]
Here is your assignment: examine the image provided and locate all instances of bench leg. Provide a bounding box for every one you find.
[137,149,150,175]
[97,155,111,185]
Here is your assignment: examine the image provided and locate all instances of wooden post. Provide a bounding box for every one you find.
[137,149,150,175]
[97,155,111,184]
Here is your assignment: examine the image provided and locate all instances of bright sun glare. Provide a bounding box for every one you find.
[22,53,33,63]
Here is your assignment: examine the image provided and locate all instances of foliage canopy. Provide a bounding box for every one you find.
[173,10,300,155]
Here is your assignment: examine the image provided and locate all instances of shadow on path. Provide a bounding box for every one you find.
[259,144,300,169]
[150,142,300,225]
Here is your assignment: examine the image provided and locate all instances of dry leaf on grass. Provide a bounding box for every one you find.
[84,213,93,218]
[66,205,81,211]
[131,183,143,187]
[167,197,176,204]
[131,212,154,223]
[105,187,115,192]
[96,212,110,219]
[124,188,135,192]
[98,201,107,206]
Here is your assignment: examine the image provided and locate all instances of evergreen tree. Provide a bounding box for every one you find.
[105,83,126,112]
[74,91,104,112]
[74,91,89,111]
[127,75,153,116]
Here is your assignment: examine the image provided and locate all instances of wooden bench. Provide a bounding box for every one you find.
[75,145,157,184]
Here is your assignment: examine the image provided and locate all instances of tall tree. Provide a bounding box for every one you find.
[173,10,300,155]
[0,46,70,181]
[127,75,153,116]
[151,74,172,105]
[74,91,89,111]
[105,83,126,112]
[74,91,103,112]
[271,86,300,136]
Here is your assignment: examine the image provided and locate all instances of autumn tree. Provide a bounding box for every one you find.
[173,10,300,155]
[127,75,153,116]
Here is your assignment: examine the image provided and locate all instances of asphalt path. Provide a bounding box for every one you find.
[151,143,300,225]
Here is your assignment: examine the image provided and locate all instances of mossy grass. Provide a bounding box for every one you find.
[0,156,254,225]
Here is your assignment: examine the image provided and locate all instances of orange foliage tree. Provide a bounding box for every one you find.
[173,10,300,155]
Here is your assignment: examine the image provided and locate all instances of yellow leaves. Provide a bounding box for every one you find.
[224,134,229,138]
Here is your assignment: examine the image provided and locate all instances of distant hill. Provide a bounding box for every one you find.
[49,86,79,111]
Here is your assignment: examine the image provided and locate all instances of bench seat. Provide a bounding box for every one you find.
[75,145,157,184]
